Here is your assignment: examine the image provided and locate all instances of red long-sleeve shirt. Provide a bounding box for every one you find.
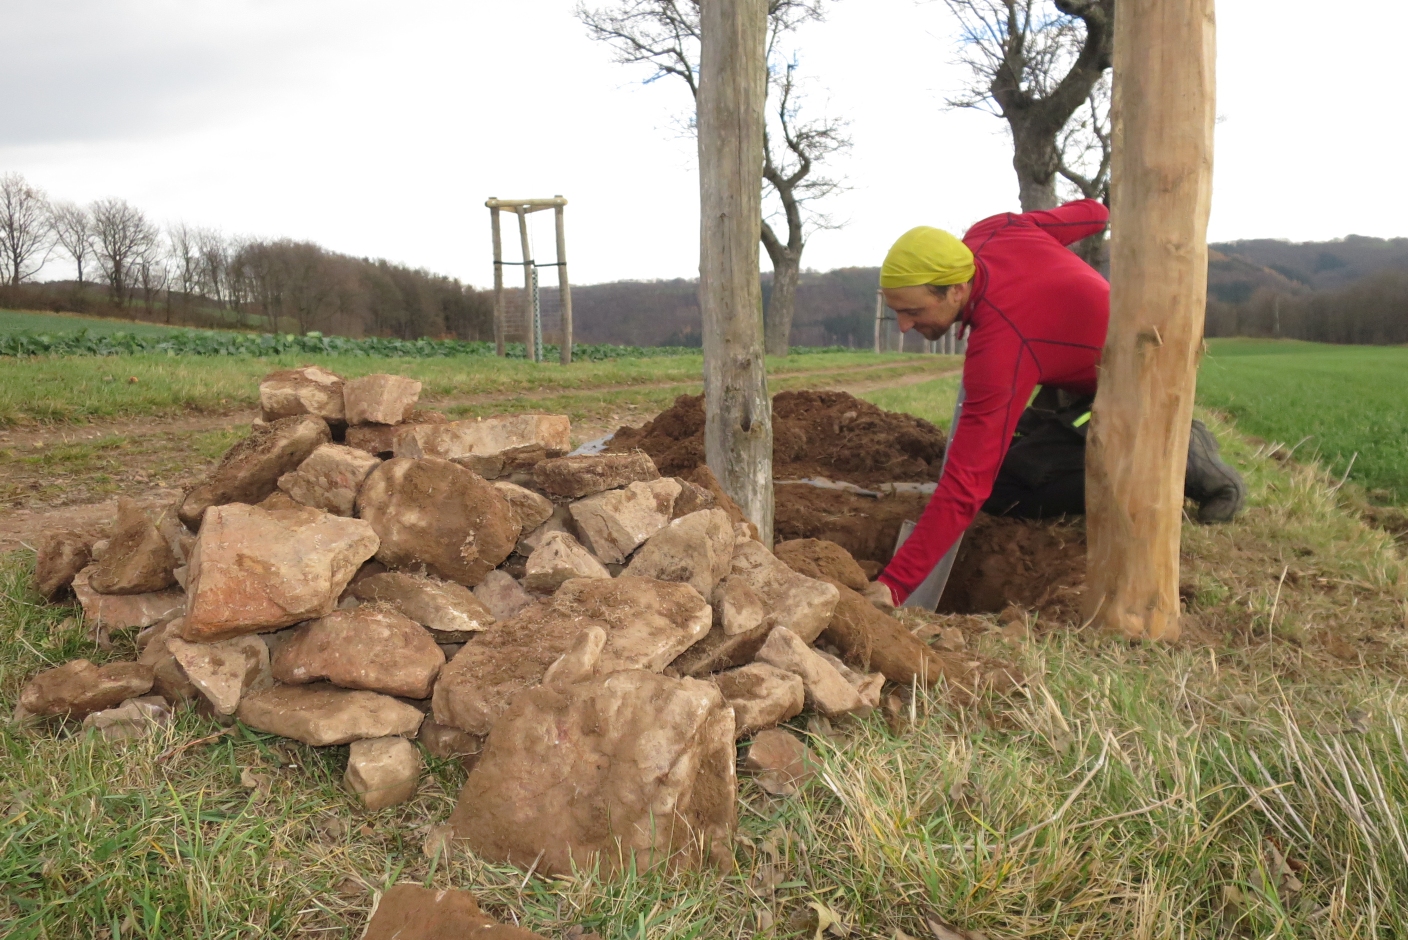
[879,199,1110,604]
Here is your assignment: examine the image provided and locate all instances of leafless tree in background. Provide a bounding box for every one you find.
[90,197,158,305]
[196,228,232,309]
[167,222,202,320]
[1052,72,1110,266]
[943,0,1112,225]
[50,201,96,285]
[578,0,849,355]
[0,172,54,287]
[135,232,169,317]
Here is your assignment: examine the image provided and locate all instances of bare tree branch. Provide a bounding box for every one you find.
[0,173,55,288]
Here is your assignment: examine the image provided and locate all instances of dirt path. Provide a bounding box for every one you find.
[0,363,956,554]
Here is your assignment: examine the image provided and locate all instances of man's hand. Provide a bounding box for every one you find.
[864,581,896,611]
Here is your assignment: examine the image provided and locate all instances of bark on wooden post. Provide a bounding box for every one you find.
[489,205,505,357]
[555,199,573,366]
[1083,0,1216,641]
[516,208,537,363]
[698,0,772,545]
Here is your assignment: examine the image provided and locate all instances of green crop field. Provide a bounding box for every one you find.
[0,309,212,337]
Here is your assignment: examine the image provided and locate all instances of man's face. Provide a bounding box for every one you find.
[882,283,970,341]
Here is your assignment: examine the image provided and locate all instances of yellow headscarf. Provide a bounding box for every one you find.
[879,226,975,288]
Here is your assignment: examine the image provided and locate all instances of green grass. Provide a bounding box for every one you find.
[1199,339,1408,505]
[0,310,213,337]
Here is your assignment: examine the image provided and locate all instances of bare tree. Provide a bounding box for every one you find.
[135,231,169,317]
[90,197,158,306]
[167,222,202,321]
[578,0,848,356]
[943,0,1113,213]
[0,172,55,288]
[50,201,95,285]
[195,228,231,309]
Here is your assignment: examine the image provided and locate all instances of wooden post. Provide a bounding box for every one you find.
[873,290,883,354]
[698,0,772,545]
[489,205,505,357]
[1083,0,1216,642]
[555,199,573,365]
[516,208,537,362]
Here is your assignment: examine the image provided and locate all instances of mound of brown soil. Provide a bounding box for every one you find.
[610,391,946,487]
[774,485,928,568]
[937,515,1087,621]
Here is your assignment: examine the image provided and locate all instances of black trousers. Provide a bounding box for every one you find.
[980,400,1089,520]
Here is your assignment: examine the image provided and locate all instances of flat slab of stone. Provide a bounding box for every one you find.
[491,481,554,532]
[728,540,839,643]
[820,583,949,686]
[754,627,868,717]
[18,659,154,720]
[743,728,817,796]
[356,457,517,587]
[714,663,804,737]
[167,634,273,715]
[523,531,610,593]
[624,508,733,599]
[570,478,681,564]
[532,450,660,499]
[277,444,381,516]
[271,605,444,699]
[363,885,546,940]
[73,566,185,631]
[32,528,99,599]
[260,366,345,423]
[138,618,200,703]
[179,415,331,527]
[182,504,378,642]
[395,414,571,461]
[346,571,495,640]
[343,410,446,456]
[449,670,735,876]
[472,570,535,622]
[346,736,421,811]
[88,499,177,595]
[236,683,425,746]
[343,374,422,426]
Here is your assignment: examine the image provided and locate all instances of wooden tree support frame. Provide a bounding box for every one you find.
[1083,0,1216,641]
[485,196,574,365]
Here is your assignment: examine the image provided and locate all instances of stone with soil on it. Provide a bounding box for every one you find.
[395,414,571,461]
[516,504,576,555]
[569,478,682,564]
[713,663,804,737]
[362,885,547,940]
[276,443,381,516]
[623,508,734,599]
[753,626,868,717]
[345,736,421,811]
[72,566,185,631]
[532,450,660,499]
[356,457,518,587]
[81,695,171,741]
[236,682,425,746]
[166,633,273,716]
[179,415,331,528]
[815,649,885,708]
[432,576,712,735]
[138,618,201,703]
[343,374,423,426]
[418,719,482,762]
[182,504,379,642]
[449,670,735,876]
[259,365,345,423]
[32,528,100,599]
[491,481,554,532]
[670,476,716,519]
[88,498,179,595]
[271,605,445,699]
[346,571,495,640]
[773,538,870,591]
[712,576,767,636]
[728,539,840,641]
[819,583,951,687]
[472,570,534,622]
[344,410,447,457]
[685,464,758,539]
[743,728,817,796]
[523,531,610,593]
[18,659,155,720]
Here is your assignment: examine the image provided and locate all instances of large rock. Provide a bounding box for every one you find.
[713,576,766,636]
[773,538,869,591]
[343,374,422,426]
[89,498,178,595]
[179,415,331,527]
[714,663,804,737]
[18,660,154,720]
[570,478,682,564]
[743,728,817,796]
[516,504,575,556]
[165,634,272,716]
[623,508,734,599]
[271,606,444,699]
[491,481,554,532]
[276,444,381,516]
[532,451,660,499]
[356,458,518,586]
[472,570,534,622]
[345,736,421,811]
[32,528,99,599]
[236,683,425,746]
[395,414,571,461]
[259,366,345,423]
[820,583,951,686]
[523,531,610,593]
[182,504,379,642]
[346,572,495,640]
[344,410,447,457]
[362,885,546,940]
[687,464,758,540]
[433,576,712,735]
[670,476,716,518]
[138,618,200,703]
[72,566,185,631]
[753,627,869,717]
[449,670,735,875]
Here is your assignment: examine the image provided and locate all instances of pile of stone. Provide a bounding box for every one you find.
[19,365,993,878]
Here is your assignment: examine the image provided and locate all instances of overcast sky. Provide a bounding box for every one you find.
[3,0,1403,287]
